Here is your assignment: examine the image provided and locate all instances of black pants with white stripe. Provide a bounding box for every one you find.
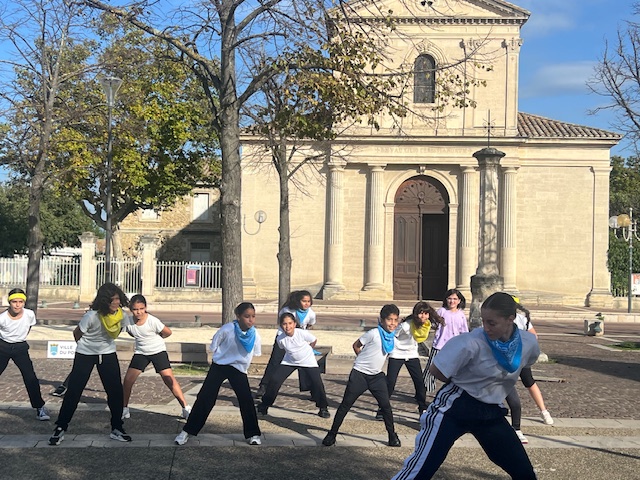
[392,383,536,480]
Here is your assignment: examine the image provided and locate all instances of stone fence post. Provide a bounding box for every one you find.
[79,232,97,302]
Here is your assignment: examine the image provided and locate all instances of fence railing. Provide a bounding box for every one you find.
[0,256,81,287]
[0,256,221,292]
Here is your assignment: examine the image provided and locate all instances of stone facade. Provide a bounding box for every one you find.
[239,0,621,306]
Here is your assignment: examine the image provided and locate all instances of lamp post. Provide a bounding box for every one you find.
[99,76,122,284]
[610,208,637,313]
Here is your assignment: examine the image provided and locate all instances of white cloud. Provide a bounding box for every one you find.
[520,61,597,98]
[518,0,594,37]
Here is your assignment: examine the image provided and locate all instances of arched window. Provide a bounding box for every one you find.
[414,54,436,104]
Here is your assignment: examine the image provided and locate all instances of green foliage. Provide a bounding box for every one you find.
[0,182,98,256]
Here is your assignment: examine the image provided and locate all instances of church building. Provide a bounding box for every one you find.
[240,0,621,306]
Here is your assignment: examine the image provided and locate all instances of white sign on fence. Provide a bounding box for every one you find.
[47,341,76,359]
[633,273,640,296]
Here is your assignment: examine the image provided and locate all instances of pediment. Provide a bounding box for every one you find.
[345,0,530,23]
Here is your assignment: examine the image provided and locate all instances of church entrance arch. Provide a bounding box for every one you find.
[393,175,449,300]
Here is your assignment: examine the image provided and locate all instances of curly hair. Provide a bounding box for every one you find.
[410,301,445,327]
[90,283,128,315]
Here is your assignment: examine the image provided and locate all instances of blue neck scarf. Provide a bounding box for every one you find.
[233,320,256,353]
[483,326,522,373]
[296,308,309,325]
[377,324,395,354]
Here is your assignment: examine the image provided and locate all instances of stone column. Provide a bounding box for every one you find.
[587,165,614,306]
[79,232,97,302]
[364,164,385,290]
[503,38,522,135]
[469,147,505,328]
[140,235,159,298]
[322,161,346,297]
[457,165,478,297]
[501,166,519,293]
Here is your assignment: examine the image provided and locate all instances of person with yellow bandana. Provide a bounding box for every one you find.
[0,288,50,421]
[376,301,444,420]
[49,283,132,445]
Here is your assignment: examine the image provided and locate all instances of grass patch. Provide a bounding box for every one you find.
[172,363,210,375]
[611,341,640,350]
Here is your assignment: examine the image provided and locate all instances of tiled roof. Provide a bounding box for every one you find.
[517,112,622,139]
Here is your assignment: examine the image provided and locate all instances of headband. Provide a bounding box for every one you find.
[8,292,27,302]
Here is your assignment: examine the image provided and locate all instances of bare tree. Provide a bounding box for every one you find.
[0,0,97,310]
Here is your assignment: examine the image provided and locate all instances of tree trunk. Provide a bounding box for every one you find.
[26,169,46,313]
[277,147,292,308]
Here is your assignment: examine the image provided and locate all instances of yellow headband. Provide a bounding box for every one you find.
[511,295,520,304]
[8,292,27,302]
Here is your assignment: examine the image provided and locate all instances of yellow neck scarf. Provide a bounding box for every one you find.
[99,308,124,339]
[410,320,431,343]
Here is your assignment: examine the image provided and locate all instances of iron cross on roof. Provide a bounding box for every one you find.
[483,110,495,147]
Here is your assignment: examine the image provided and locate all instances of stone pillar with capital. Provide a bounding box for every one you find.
[457,165,478,298]
[501,166,519,293]
[364,164,385,290]
[79,232,97,302]
[140,235,159,298]
[322,161,346,298]
[469,147,505,328]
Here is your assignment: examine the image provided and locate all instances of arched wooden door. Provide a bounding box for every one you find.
[393,176,449,300]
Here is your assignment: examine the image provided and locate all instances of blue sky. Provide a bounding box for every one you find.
[517,0,635,156]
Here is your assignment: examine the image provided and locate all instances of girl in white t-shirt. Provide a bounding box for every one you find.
[174,302,262,446]
[0,288,50,421]
[122,295,191,420]
[256,290,316,397]
[256,312,329,418]
[49,283,132,446]
[392,292,538,480]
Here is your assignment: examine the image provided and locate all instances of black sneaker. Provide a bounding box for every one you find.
[49,426,65,445]
[388,432,401,447]
[256,403,268,416]
[322,432,336,446]
[51,385,67,397]
[318,408,330,419]
[255,385,266,398]
[375,408,384,421]
[110,428,132,442]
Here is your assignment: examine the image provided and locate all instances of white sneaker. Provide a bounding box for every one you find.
[181,405,191,420]
[540,409,554,425]
[248,435,261,445]
[37,406,50,421]
[122,407,130,420]
[175,430,189,445]
[515,430,528,444]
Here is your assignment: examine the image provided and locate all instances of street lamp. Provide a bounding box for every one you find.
[99,76,122,284]
[609,208,637,313]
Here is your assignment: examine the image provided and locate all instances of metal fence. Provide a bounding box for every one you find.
[96,257,142,293]
[156,261,222,290]
[0,256,80,287]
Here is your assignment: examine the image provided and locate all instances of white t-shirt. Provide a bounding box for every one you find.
[514,313,532,332]
[126,314,166,355]
[353,328,389,375]
[210,322,262,374]
[277,329,318,368]
[76,310,132,355]
[433,327,540,404]
[0,308,36,343]
[389,321,419,360]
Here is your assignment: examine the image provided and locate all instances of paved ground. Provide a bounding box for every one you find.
[0,309,639,479]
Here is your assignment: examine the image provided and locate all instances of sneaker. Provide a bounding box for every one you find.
[541,409,554,425]
[256,403,268,416]
[175,430,189,445]
[248,435,262,445]
[375,408,384,421]
[181,405,191,420]
[515,429,528,444]
[322,432,336,446]
[388,432,401,447]
[37,406,50,421]
[49,426,65,446]
[51,385,67,397]
[255,385,266,398]
[121,406,130,420]
[110,428,132,442]
[318,408,331,419]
